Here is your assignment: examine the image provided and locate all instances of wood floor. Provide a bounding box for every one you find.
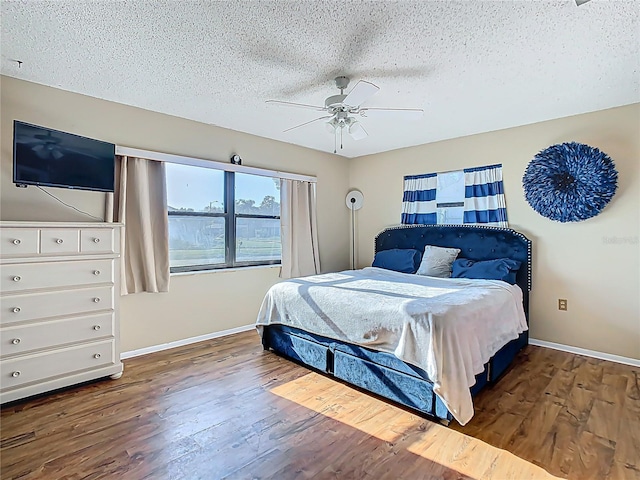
[1,331,638,480]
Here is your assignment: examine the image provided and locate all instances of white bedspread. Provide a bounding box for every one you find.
[256,267,528,425]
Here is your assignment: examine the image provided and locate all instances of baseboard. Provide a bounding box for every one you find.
[529,338,640,367]
[120,324,256,360]
[121,330,639,366]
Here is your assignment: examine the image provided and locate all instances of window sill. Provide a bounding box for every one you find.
[170,264,281,277]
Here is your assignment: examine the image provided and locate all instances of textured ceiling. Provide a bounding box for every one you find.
[1,1,638,158]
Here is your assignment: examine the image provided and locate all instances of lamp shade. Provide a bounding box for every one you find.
[346,190,364,210]
[348,121,368,140]
[326,118,338,133]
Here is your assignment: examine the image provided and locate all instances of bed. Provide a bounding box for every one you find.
[257,224,532,425]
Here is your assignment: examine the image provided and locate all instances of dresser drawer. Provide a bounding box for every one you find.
[81,228,115,254]
[1,340,115,390]
[1,312,114,358]
[1,286,114,326]
[0,228,39,257]
[1,259,114,293]
[40,228,80,255]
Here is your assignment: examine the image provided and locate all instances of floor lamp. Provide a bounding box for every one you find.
[345,190,364,270]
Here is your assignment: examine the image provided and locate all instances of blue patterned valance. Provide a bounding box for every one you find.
[402,164,508,227]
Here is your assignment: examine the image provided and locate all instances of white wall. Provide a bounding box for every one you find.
[1,76,351,351]
[349,103,640,360]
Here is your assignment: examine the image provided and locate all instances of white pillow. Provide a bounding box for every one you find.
[416,245,461,277]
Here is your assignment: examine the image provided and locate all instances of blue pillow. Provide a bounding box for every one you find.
[451,258,521,284]
[372,249,422,274]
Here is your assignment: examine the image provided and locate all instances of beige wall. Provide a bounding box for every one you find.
[3,76,638,359]
[0,76,351,352]
[349,103,640,360]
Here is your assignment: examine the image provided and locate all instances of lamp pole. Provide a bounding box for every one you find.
[351,197,356,269]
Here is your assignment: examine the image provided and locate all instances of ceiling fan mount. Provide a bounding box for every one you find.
[334,75,350,92]
[266,75,423,153]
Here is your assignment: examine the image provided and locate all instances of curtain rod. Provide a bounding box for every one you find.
[115,146,317,183]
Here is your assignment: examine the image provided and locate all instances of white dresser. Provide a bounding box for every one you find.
[0,222,123,403]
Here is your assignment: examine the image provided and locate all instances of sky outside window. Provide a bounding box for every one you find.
[166,164,279,212]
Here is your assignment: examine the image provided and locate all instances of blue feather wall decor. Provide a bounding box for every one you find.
[523,142,618,222]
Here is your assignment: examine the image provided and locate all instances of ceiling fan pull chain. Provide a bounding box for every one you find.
[340,128,343,150]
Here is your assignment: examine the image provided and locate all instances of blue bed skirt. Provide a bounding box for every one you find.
[262,324,527,423]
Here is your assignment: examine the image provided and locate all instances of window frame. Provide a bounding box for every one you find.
[167,170,281,273]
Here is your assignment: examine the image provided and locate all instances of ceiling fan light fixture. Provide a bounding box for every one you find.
[270,75,421,152]
[326,118,338,133]
[348,120,368,140]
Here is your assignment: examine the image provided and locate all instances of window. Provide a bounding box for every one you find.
[166,163,281,272]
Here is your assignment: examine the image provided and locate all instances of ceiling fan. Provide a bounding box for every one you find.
[266,76,423,153]
[27,131,65,160]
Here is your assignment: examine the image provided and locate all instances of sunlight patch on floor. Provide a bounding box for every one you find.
[270,372,563,480]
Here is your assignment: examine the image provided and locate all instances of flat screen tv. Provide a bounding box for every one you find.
[13,121,115,192]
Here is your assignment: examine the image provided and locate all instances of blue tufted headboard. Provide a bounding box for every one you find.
[375,224,532,321]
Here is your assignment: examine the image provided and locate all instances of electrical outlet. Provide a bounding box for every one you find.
[558,299,568,311]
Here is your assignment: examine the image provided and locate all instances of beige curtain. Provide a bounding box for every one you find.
[106,156,170,294]
[280,179,320,279]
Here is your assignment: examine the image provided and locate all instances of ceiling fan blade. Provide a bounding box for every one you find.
[360,107,424,120]
[343,80,379,107]
[348,121,368,141]
[266,100,326,111]
[283,115,333,133]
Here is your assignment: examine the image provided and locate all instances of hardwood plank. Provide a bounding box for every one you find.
[627,370,640,401]
[606,461,640,480]
[508,394,564,459]
[2,334,637,480]
[567,430,615,480]
[597,371,629,404]
[585,399,621,443]
[260,394,399,479]
[221,447,291,480]
[266,400,405,478]
[564,354,588,373]
[572,359,604,392]
[408,426,499,479]
[565,382,596,425]
[1,358,300,471]
[544,368,577,401]
[482,450,559,480]
[537,407,580,478]
[613,376,640,469]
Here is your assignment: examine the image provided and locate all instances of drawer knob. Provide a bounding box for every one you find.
[11,371,21,378]
[12,307,21,313]
[56,238,64,244]
[93,325,101,331]
[12,239,21,245]
[11,338,21,345]
[94,353,101,359]
[93,297,101,303]
[93,270,101,276]
[13,276,21,282]
[93,238,101,243]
